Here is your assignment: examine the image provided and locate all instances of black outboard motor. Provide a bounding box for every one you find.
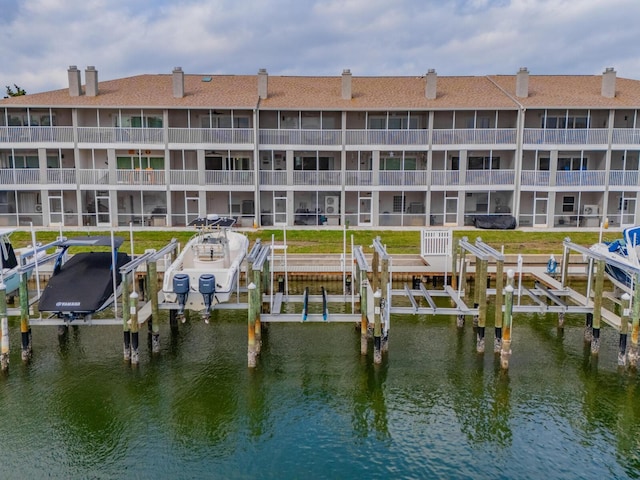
[199,274,216,323]
[173,273,190,316]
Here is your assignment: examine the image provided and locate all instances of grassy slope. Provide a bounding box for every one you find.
[8,228,613,256]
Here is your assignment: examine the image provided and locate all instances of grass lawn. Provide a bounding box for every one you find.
[7,227,614,256]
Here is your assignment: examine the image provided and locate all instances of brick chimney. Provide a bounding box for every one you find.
[516,67,529,98]
[258,68,268,100]
[67,65,81,97]
[341,69,352,100]
[425,69,437,100]
[602,67,616,98]
[172,67,184,98]
[85,66,98,97]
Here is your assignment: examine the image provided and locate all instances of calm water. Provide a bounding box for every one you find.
[1,299,640,479]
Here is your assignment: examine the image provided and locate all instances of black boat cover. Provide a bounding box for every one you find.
[38,251,131,314]
[473,215,517,230]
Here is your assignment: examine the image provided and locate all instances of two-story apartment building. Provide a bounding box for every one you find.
[1,65,639,229]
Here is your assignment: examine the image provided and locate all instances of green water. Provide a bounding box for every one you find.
[1,306,639,479]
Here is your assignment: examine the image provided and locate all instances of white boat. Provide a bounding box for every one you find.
[590,225,640,293]
[162,215,249,321]
[0,228,45,295]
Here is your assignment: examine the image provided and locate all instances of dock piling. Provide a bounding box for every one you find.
[147,257,160,353]
[19,271,31,361]
[248,282,257,368]
[500,269,515,369]
[130,291,139,365]
[619,293,631,366]
[0,282,8,371]
[629,274,640,367]
[591,259,605,354]
[494,258,504,353]
[373,290,382,364]
[360,279,368,355]
[476,259,488,353]
[122,272,131,361]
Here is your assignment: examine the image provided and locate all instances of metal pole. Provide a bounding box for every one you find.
[476,258,488,353]
[360,278,368,356]
[122,273,131,361]
[129,291,139,365]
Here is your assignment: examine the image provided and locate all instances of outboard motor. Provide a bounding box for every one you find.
[173,273,190,316]
[199,274,216,323]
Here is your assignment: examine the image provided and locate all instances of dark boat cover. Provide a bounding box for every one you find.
[473,215,517,230]
[38,251,131,314]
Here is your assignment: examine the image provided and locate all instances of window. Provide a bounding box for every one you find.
[538,157,550,171]
[468,156,500,170]
[542,116,589,129]
[301,112,321,129]
[558,157,586,171]
[117,116,163,128]
[393,195,405,213]
[562,196,575,213]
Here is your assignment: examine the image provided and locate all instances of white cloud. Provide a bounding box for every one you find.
[3,0,640,94]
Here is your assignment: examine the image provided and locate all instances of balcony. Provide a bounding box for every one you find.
[170,170,199,185]
[345,171,373,186]
[609,170,639,186]
[556,170,605,187]
[78,127,164,144]
[521,170,550,186]
[0,126,74,144]
[379,171,429,186]
[77,169,110,185]
[523,128,608,145]
[259,129,341,146]
[0,168,39,184]
[205,171,254,186]
[612,129,640,145]
[169,128,253,144]
[116,169,166,185]
[260,171,288,186]
[46,168,77,185]
[292,171,342,186]
[431,129,516,145]
[465,169,515,185]
[430,171,460,186]
[345,130,428,145]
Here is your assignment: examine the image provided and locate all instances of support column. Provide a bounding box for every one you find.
[500,270,515,369]
[591,259,605,354]
[147,258,160,353]
[252,265,262,355]
[122,273,131,361]
[373,290,382,364]
[247,282,257,368]
[19,272,31,361]
[619,293,631,366]
[130,291,139,365]
[0,282,8,371]
[380,256,390,353]
[494,260,504,353]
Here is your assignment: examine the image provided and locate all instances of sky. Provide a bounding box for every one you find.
[2,0,640,95]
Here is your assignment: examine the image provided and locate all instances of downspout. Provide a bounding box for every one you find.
[253,98,261,227]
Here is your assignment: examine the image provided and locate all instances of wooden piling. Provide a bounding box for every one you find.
[129,290,139,365]
[591,259,605,355]
[628,273,640,367]
[451,245,458,291]
[476,258,488,353]
[381,256,390,353]
[373,290,382,364]
[494,259,504,353]
[122,273,131,361]
[360,278,368,356]
[252,265,262,354]
[19,271,31,361]
[0,282,8,371]
[619,293,631,366]
[372,244,380,293]
[247,282,257,368]
[500,269,515,369]
[147,259,160,353]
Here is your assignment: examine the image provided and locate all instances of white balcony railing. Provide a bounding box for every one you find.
[170,170,199,185]
[46,168,77,184]
[345,130,429,145]
[116,169,166,185]
[0,126,74,143]
[77,169,110,185]
[430,171,460,185]
[345,171,373,186]
[259,129,342,145]
[431,129,517,145]
[205,171,254,185]
[521,170,550,186]
[379,171,429,186]
[612,129,640,144]
[609,170,639,186]
[0,168,40,184]
[169,128,254,144]
[523,128,608,145]
[260,171,288,185]
[465,169,515,185]
[292,171,342,185]
[556,170,606,186]
[77,127,164,144]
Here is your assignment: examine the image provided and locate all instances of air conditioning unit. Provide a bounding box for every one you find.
[325,196,339,215]
[35,204,42,213]
[582,204,599,215]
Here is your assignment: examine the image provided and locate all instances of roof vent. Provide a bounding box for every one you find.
[425,69,437,100]
[341,69,352,100]
[602,67,616,98]
[516,67,529,98]
[258,68,268,100]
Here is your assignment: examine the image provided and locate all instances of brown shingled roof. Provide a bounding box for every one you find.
[2,71,639,110]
